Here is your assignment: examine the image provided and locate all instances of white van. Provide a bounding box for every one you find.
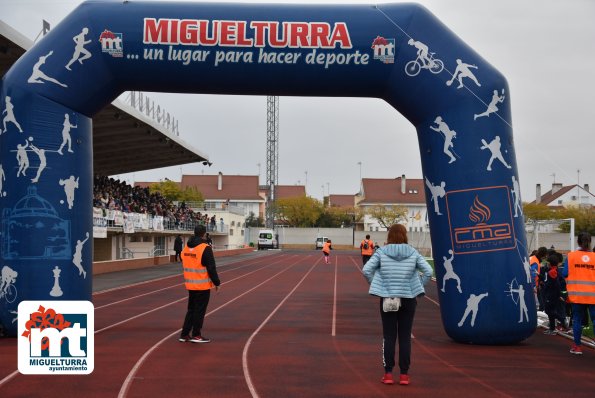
[315,236,329,250]
[257,229,278,250]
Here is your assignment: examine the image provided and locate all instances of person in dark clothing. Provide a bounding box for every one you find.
[179,225,221,343]
[174,234,183,262]
[540,252,568,334]
[205,233,213,246]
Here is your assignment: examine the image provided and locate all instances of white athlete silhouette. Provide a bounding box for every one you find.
[446,59,481,89]
[480,136,512,171]
[16,140,30,177]
[407,38,430,67]
[65,28,92,70]
[2,96,23,133]
[458,292,489,327]
[441,249,462,293]
[511,176,523,217]
[430,116,458,163]
[59,175,79,209]
[508,283,529,323]
[425,177,446,215]
[28,51,68,87]
[0,163,5,196]
[474,89,505,120]
[72,232,89,278]
[0,265,18,299]
[29,144,47,183]
[11,310,18,324]
[58,114,77,155]
[523,257,531,284]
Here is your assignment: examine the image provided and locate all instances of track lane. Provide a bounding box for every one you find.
[0,252,297,394]
[2,250,595,398]
[122,253,316,398]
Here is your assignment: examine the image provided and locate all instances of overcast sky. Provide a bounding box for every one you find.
[2,0,594,201]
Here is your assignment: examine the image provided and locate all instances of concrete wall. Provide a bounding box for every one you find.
[246,227,432,250]
[247,228,573,253]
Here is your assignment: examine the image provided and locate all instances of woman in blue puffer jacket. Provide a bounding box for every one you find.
[362,224,433,386]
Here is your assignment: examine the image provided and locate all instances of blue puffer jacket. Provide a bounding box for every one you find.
[362,244,433,298]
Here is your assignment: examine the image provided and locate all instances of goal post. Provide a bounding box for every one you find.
[526,218,575,252]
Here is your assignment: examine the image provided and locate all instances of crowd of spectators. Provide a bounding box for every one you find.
[93,175,216,229]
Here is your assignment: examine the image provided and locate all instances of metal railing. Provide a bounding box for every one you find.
[94,208,229,234]
[120,248,135,259]
[151,246,166,256]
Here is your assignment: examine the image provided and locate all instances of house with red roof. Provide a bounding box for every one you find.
[328,194,356,208]
[355,175,428,232]
[531,182,593,208]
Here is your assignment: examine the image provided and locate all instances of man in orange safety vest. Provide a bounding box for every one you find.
[179,224,221,343]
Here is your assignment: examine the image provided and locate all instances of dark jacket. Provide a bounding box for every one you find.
[187,236,220,286]
[174,236,183,252]
[540,265,566,303]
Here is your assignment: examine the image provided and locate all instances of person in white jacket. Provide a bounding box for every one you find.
[362,224,433,387]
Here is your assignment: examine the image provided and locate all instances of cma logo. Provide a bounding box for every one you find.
[454,195,512,244]
[18,301,94,374]
[99,29,123,57]
[446,186,515,255]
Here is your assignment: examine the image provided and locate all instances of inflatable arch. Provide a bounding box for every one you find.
[0,1,535,343]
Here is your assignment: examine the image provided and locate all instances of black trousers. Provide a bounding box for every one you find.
[362,255,372,266]
[181,289,211,337]
[380,297,417,374]
[545,299,566,330]
[174,250,182,262]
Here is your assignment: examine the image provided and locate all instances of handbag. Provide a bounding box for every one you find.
[382,297,401,312]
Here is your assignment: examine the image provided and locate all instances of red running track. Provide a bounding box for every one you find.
[1,250,594,397]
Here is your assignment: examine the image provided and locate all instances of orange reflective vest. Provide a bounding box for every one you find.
[361,240,374,256]
[322,242,331,254]
[182,243,215,291]
[530,255,541,287]
[566,250,595,305]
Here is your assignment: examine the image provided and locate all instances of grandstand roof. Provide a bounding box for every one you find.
[0,20,209,176]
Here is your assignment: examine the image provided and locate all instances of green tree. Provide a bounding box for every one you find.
[317,206,364,228]
[245,211,264,227]
[557,207,595,235]
[149,180,203,203]
[367,205,408,229]
[276,196,323,227]
[522,203,556,221]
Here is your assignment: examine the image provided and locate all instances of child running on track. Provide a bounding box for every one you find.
[322,239,332,264]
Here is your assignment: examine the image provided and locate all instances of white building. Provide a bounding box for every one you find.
[532,183,594,208]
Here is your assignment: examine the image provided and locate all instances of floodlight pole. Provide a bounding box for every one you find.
[265,96,279,229]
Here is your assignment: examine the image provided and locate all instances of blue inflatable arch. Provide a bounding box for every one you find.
[0,1,535,343]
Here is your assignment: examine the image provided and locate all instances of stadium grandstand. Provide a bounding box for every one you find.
[0,20,254,269]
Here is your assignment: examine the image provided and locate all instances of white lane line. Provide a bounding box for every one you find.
[332,256,338,337]
[242,257,321,398]
[118,255,305,398]
[0,255,291,389]
[95,254,291,309]
[95,260,284,334]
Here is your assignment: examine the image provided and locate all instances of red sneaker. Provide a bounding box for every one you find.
[381,373,394,385]
[570,344,583,355]
[399,374,410,385]
[189,335,211,343]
